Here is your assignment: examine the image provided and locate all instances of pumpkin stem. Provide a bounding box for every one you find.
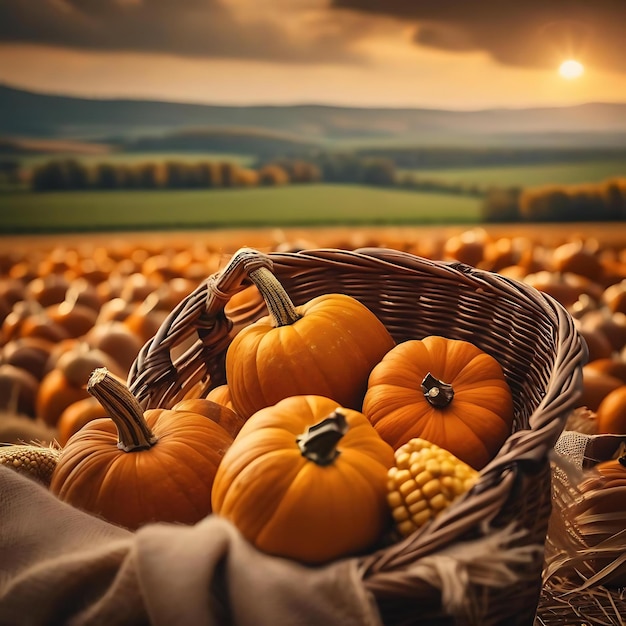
[87,368,158,452]
[249,267,301,327]
[296,409,348,466]
[421,372,455,408]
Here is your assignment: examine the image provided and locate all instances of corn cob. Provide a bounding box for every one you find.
[387,437,479,537]
[0,443,61,486]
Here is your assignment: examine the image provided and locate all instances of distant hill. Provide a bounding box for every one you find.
[2,83,626,151]
[122,127,320,158]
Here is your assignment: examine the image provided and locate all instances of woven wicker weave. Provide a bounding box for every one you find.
[127,247,587,626]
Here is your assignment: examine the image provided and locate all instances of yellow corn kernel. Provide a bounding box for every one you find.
[408,498,428,515]
[411,509,432,527]
[421,478,441,499]
[414,469,433,487]
[386,437,479,538]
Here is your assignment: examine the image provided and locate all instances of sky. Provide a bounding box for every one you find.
[1,0,626,110]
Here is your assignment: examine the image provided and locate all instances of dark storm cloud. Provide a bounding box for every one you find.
[0,0,357,63]
[333,0,626,72]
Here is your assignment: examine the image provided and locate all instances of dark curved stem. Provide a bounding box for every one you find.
[296,409,348,466]
[421,372,455,408]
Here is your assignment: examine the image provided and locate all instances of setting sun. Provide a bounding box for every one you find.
[559,59,584,80]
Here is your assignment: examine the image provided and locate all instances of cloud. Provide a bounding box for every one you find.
[332,0,626,73]
[0,0,363,64]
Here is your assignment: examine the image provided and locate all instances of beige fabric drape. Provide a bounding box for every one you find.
[0,467,382,626]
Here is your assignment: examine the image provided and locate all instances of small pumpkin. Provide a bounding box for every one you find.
[584,357,626,385]
[56,396,105,445]
[551,240,603,282]
[211,395,395,564]
[205,383,236,412]
[225,265,395,418]
[45,298,98,339]
[362,335,514,469]
[50,368,234,530]
[84,320,144,374]
[123,292,169,343]
[0,363,40,418]
[172,398,245,439]
[602,279,626,315]
[580,366,623,412]
[1,336,55,381]
[596,385,626,434]
[36,343,125,426]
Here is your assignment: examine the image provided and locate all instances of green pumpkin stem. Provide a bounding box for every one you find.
[421,372,455,408]
[249,267,301,327]
[297,409,349,466]
[87,368,158,452]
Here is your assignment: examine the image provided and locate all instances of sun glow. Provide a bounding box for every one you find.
[559,59,584,80]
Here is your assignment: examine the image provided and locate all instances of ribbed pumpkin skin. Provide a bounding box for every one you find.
[173,398,245,438]
[50,406,233,530]
[225,293,395,419]
[211,395,395,564]
[362,336,514,470]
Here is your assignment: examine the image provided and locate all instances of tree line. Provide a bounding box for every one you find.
[28,154,487,197]
[481,178,626,222]
[29,159,318,191]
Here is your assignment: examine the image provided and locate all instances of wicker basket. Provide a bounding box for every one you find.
[127,247,586,626]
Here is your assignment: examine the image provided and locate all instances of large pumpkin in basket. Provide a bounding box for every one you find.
[362,335,514,469]
[211,394,395,564]
[50,368,234,530]
[225,266,395,419]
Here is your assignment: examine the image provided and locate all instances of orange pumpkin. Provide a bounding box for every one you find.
[45,298,98,339]
[56,396,105,445]
[84,320,144,374]
[580,366,623,412]
[36,343,125,426]
[584,358,626,385]
[1,336,54,380]
[0,363,40,418]
[362,335,514,469]
[596,385,626,434]
[172,398,245,439]
[225,266,395,418]
[602,279,626,315]
[211,395,395,564]
[50,368,234,530]
[205,384,237,413]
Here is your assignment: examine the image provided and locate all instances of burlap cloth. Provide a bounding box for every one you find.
[0,466,382,626]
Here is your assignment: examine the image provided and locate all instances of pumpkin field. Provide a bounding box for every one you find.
[1,222,626,624]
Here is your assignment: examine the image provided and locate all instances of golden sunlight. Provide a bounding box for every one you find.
[558,59,584,80]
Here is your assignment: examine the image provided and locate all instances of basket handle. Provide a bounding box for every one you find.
[127,248,273,409]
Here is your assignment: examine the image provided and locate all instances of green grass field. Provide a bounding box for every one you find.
[0,184,481,233]
[400,160,626,188]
